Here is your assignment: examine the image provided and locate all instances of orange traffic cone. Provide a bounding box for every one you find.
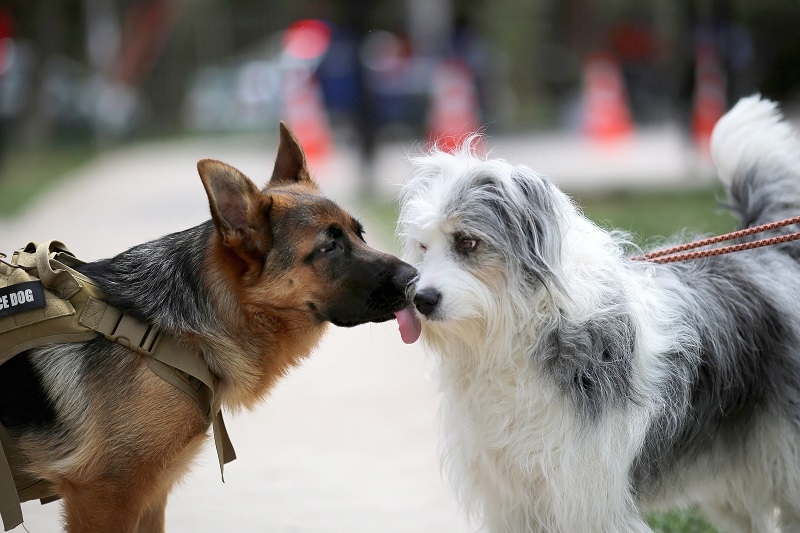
[581,53,633,142]
[427,59,481,153]
[282,68,332,165]
[691,42,726,155]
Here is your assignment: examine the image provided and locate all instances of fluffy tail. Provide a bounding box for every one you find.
[711,94,800,229]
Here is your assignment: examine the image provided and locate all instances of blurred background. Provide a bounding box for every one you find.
[1,1,799,532]
[0,0,797,197]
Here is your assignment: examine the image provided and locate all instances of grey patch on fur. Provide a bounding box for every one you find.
[631,224,800,499]
[537,307,636,421]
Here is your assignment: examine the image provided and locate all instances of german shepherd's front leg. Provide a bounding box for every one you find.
[60,479,153,533]
[48,361,208,533]
[136,495,167,533]
[60,464,183,533]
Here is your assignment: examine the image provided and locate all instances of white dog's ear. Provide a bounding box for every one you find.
[510,170,566,293]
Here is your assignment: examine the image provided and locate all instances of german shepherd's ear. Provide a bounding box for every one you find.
[268,122,318,188]
[198,159,273,267]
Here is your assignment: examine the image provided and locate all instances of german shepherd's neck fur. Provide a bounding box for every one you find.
[78,220,320,410]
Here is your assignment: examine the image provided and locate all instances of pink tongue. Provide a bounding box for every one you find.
[394,307,422,344]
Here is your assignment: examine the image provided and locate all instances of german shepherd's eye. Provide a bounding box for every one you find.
[319,225,343,253]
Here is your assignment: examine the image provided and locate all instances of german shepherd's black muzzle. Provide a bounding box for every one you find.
[322,247,418,328]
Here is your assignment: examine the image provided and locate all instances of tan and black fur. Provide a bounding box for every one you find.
[0,124,416,532]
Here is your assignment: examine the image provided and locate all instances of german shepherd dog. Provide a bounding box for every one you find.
[0,124,417,532]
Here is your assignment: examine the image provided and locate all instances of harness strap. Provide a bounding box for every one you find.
[0,433,20,532]
[0,241,236,530]
[0,420,62,531]
[76,299,236,469]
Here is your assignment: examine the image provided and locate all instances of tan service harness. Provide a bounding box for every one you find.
[0,241,235,531]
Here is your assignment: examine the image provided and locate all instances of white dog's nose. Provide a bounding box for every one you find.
[414,287,441,316]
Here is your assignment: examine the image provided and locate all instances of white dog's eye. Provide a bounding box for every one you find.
[458,238,479,253]
[419,242,428,252]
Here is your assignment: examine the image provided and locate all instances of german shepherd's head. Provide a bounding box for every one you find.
[198,123,417,330]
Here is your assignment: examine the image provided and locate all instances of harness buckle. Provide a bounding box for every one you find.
[109,314,160,355]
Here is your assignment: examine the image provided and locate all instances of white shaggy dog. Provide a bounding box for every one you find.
[393,95,800,533]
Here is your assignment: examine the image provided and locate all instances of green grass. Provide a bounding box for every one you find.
[0,143,96,217]
[576,187,738,243]
[364,186,736,533]
[646,509,719,533]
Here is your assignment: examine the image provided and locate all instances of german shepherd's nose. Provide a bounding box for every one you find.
[319,244,417,328]
[392,262,418,293]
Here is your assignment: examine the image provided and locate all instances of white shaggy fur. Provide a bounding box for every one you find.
[711,95,800,186]
[398,96,800,533]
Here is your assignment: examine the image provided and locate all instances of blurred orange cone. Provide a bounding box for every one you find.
[581,54,633,141]
[691,42,726,155]
[427,59,481,152]
[282,68,332,164]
